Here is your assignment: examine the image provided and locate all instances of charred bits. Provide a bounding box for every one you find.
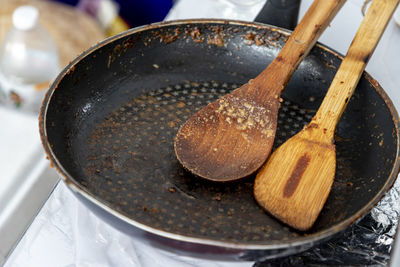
[159,28,182,44]
[207,26,225,47]
[244,30,281,47]
[123,37,135,50]
[244,31,266,46]
[66,65,75,75]
[207,34,224,47]
[185,27,204,43]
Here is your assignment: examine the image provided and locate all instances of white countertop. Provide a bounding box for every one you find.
[3,0,400,266]
[0,106,58,264]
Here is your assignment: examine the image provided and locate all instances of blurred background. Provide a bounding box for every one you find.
[51,0,173,35]
[0,0,174,70]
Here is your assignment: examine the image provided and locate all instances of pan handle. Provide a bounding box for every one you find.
[254,0,301,30]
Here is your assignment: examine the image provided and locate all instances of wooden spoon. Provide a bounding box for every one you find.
[174,0,345,182]
[254,0,399,231]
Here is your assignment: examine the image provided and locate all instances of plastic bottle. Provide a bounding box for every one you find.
[0,5,59,114]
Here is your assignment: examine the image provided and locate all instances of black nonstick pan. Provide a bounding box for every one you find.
[39,16,400,262]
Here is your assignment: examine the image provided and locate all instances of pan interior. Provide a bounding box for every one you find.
[44,23,398,245]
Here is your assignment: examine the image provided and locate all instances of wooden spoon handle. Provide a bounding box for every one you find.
[314,0,400,131]
[254,0,346,99]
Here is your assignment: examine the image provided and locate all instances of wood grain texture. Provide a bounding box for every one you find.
[174,0,345,182]
[254,0,400,231]
[0,0,106,68]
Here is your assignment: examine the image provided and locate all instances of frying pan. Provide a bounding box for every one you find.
[39,6,400,263]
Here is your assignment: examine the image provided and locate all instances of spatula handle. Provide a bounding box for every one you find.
[314,0,400,131]
[254,0,345,99]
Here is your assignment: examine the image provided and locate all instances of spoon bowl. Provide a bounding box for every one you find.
[174,0,345,181]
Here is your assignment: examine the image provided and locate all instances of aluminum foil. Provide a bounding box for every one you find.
[255,177,400,266]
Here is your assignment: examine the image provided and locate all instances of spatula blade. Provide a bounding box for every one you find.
[254,128,336,231]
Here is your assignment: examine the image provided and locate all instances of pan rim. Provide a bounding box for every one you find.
[39,19,400,251]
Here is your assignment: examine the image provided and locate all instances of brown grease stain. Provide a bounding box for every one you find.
[307,123,319,129]
[283,154,311,198]
[363,53,371,64]
[313,24,322,35]
[275,56,284,62]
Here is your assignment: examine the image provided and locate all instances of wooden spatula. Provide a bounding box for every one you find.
[254,0,399,231]
[174,0,345,182]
